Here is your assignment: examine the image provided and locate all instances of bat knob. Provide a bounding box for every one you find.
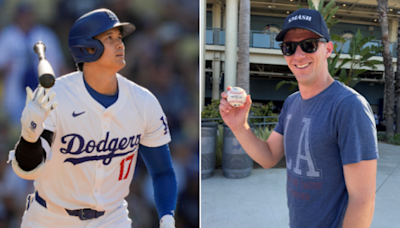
[34,41,46,58]
[39,74,55,88]
[34,41,55,88]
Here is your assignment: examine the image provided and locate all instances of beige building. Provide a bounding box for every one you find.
[200,0,400,117]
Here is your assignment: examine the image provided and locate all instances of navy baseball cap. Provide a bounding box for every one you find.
[275,9,330,42]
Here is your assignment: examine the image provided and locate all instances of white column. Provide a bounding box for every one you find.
[223,11,226,29]
[212,3,222,28]
[224,0,239,90]
[212,3,222,100]
[200,0,206,112]
[389,19,398,43]
[212,52,221,100]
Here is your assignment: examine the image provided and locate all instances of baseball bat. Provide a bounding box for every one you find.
[33,41,55,88]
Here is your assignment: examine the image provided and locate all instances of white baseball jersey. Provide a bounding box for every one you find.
[36,71,171,212]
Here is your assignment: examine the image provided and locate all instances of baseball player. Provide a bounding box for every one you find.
[8,8,177,228]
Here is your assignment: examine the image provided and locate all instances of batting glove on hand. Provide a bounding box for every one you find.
[160,214,175,228]
[21,86,58,143]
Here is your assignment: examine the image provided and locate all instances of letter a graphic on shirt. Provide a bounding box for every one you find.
[293,118,321,177]
[285,114,293,169]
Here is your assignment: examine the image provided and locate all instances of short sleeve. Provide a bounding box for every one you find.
[274,100,288,136]
[140,94,172,147]
[336,95,379,165]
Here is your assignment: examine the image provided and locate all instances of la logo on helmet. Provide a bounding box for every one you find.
[107,11,118,21]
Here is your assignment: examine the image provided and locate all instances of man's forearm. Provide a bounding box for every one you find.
[232,125,283,169]
[342,196,375,228]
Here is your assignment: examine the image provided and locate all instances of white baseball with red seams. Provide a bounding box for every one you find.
[227,87,247,107]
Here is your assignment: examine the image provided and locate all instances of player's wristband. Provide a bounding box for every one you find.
[159,214,175,228]
[15,137,45,171]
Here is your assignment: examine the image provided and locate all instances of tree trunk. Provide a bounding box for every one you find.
[377,0,395,138]
[395,17,400,135]
[237,0,250,94]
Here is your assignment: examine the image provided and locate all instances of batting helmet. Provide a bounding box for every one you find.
[68,8,135,64]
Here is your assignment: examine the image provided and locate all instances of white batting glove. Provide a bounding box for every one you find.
[21,86,58,143]
[160,214,175,228]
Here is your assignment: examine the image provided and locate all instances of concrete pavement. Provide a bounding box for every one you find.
[201,142,400,228]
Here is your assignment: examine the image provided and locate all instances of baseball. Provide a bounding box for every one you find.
[227,87,247,107]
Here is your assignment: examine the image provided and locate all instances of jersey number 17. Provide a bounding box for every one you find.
[118,153,136,181]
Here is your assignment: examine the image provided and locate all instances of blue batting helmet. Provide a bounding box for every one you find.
[68,8,135,64]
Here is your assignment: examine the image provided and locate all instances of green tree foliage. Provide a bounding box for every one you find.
[249,101,279,124]
[275,80,299,91]
[201,100,278,124]
[201,99,223,124]
[329,30,383,87]
[387,134,400,145]
[300,0,339,28]
[253,127,273,141]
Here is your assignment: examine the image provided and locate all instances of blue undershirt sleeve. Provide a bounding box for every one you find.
[139,144,177,219]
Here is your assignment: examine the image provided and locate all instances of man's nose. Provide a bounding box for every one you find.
[292,44,306,58]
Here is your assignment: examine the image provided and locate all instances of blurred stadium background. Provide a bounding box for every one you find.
[0,0,199,227]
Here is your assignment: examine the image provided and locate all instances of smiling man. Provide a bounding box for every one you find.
[219,8,378,228]
[9,8,177,228]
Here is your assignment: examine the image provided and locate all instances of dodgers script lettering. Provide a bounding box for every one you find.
[60,132,141,166]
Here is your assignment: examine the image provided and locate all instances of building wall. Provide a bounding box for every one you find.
[208,12,383,41]
[205,8,388,111]
[353,82,384,106]
[205,77,297,102]
[249,78,297,102]
[330,23,382,40]
[250,15,286,31]
[207,11,212,27]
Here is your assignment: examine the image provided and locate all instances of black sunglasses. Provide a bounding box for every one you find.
[279,38,327,56]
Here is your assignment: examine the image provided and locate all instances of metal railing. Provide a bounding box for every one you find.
[206,28,226,46]
[202,115,279,129]
[206,27,398,57]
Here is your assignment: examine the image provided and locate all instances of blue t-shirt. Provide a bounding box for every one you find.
[274,80,378,228]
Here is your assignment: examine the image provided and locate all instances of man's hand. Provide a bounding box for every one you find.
[21,86,58,143]
[160,214,175,228]
[219,86,252,131]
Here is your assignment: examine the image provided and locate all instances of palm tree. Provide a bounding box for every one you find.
[329,31,382,87]
[237,0,250,94]
[395,17,400,135]
[303,0,339,28]
[377,0,395,138]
